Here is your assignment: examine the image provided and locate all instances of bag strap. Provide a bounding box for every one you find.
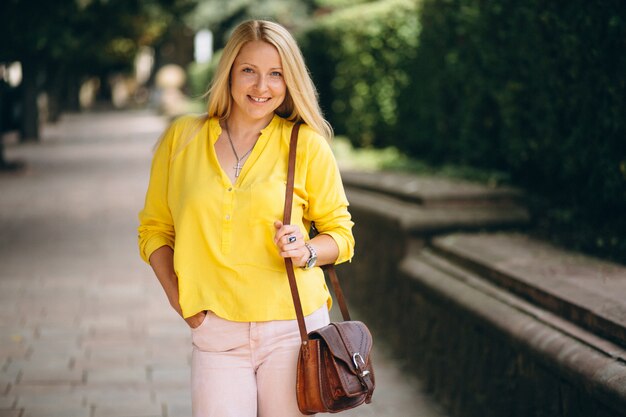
[283,123,352,345]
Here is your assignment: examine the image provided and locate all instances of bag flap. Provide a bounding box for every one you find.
[309,321,373,374]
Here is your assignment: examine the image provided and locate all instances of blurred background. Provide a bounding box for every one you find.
[0,0,625,262]
[1,1,626,416]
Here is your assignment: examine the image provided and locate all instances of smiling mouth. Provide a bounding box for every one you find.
[249,95,270,103]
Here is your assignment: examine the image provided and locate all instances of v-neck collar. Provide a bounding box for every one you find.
[208,114,282,187]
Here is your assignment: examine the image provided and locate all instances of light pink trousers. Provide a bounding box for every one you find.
[190,306,330,417]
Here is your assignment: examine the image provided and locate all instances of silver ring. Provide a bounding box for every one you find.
[287,235,297,243]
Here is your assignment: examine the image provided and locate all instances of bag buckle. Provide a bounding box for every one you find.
[352,352,370,377]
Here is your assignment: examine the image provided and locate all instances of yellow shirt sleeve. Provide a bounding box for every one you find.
[137,120,178,264]
[299,125,355,265]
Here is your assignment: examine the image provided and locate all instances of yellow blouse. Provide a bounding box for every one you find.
[138,114,354,321]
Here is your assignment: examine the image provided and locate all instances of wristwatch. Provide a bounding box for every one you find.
[303,242,318,270]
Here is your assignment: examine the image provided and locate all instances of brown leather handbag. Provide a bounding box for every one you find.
[283,124,375,414]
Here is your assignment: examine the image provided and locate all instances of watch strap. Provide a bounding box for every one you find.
[304,242,317,269]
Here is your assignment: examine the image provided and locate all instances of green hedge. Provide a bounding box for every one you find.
[299,0,420,147]
[396,0,626,261]
[301,0,626,262]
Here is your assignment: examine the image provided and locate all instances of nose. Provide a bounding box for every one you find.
[254,74,268,91]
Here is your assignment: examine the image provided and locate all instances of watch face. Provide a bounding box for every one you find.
[306,255,317,269]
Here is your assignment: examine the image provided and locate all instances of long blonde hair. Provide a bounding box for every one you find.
[206,20,332,141]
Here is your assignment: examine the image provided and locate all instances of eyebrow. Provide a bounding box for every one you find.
[238,62,283,70]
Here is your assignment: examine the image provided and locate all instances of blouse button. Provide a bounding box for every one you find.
[228,187,232,192]
[225,214,231,220]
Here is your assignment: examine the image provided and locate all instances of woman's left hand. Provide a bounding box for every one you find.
[273,220,309,267]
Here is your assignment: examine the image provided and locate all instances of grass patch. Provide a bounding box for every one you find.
[332,136,511,188]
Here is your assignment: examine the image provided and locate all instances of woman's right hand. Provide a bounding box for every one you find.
[185,310,208,329]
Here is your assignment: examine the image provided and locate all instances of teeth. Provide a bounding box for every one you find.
[250,96,270,103]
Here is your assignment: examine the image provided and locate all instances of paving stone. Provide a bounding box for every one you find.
[150,366,190,386]
[164,402,191,417]
[85,367,147,384]
[144,323,190,339]
[156,389,191,417]
[0,367,20,385]
[81,338,149,352]
[28,339,80,353]
[78,315,134,332]
[138,354,188,368]
[21,406,90,417]
[82,387,152,406]
[15,389,83,408]
[154,388,190,403]
[0,396,15,408]
[0,346,28,362]
[19,368,83,384]
[5,385,74,397]
[92,403,162,417]
[5,358,73,375]
[86,346,150,363]
[22,315,77,328]
[81,334,145,349]
[0,329,35,344]
[34,325,82,339]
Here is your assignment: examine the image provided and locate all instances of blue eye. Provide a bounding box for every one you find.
[270,71,283,77]
[243,68,254,73]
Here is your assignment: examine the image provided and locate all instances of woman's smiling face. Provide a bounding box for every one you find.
[229,40,287,125]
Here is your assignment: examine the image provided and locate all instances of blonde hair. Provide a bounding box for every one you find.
[206,20,332,141]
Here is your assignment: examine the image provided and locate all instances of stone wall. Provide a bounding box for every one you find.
[335,171,626,417]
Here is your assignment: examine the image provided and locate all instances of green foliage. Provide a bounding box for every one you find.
[187,49,223,98]
[0,0,195,71]
[299,0,420,148]
[185,0,314,49]
[313,0,379,9]
[301,0,626,263]
[396,0,626,262]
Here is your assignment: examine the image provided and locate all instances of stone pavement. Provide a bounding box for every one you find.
[0,110,448,417]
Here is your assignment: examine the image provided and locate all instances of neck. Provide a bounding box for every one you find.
[225,111,275,141]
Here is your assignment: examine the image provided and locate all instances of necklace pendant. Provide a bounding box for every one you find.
[234,161,243,177]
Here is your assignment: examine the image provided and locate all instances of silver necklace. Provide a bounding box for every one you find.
[224,121,256,177]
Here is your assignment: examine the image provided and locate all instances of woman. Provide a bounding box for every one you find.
[138,20,354,417]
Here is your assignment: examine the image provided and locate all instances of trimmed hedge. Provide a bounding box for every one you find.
[301,0,626,263]
[396,0,626,261]
[299,0,420,147]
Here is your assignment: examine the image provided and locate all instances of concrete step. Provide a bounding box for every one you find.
[345,187,530,236]
[431,232,626,348]
[342,170,525,208]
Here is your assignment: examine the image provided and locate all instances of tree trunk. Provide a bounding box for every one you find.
[0,84,22,171]
[0,83,6,167]
[63,71,81,112]
[46,64,64,123]
[19,59,39,142]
